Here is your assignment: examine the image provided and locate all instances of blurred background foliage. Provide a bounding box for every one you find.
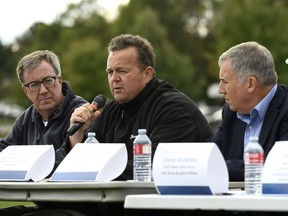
[1,0,288,109]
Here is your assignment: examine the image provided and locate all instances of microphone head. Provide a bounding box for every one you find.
[92,94,106,109]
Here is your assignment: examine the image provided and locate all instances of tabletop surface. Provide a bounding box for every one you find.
[0,180,155,189]
[0,180,157,202]
[0,180,243,189]
[0,180,244,203]
[124,193,288,212]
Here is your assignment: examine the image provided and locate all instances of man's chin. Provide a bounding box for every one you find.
[114,95,129,104]
[38,103,55,112]
[227,104,235,111]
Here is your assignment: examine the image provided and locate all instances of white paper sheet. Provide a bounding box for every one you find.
[0,145,55,181]
[152,142,229,195]
[50,143,127,181]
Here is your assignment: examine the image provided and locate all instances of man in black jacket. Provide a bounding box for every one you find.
[68,34,214,178]
[212,41,288,181]
[67,34,214,215]
[0,50,87,216]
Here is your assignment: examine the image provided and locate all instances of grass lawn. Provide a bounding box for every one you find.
[0,201,34,208]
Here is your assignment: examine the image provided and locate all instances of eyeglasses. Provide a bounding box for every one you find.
[22,76,58,91]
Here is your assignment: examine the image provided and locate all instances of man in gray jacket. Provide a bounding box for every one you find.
[0,50,87,216]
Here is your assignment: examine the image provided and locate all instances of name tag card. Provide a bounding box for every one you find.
[262,141,288,194]
[152,143,228,195]
[50,143,127,181]
[0,145,55,182]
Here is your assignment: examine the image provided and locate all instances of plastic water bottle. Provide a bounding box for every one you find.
[84,132,99,143]
[244,136,264,195]
[133,129,152,181]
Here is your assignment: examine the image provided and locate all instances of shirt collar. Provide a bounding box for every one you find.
[237,84,277,121]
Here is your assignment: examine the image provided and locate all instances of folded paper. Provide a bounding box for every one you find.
[262,141,288,194]
[152,142,228,195]
[50,143,127,181]
[0,145,55,182]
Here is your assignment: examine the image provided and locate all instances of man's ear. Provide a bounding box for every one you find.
[22,86,32,101]
[58,75,62,83]
[247,76,258,93]
[144,66,154,79]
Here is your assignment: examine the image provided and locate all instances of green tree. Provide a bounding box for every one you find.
[0,41,26,105]
[211,0,288,85]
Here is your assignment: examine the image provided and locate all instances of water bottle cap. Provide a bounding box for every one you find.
[88,132,96,137]
[138,129,147,134]
[249,136,258,142]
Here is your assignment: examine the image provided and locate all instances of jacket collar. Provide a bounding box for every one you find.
[260,84,288,143]
[118,77,158,116]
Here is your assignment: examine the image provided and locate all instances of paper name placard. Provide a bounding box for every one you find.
[50,143,127,181]
[152,142,228,195]
[262,141,288,194]
[0,145,55,182]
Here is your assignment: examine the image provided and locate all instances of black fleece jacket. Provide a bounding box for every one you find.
[91,77,214,180]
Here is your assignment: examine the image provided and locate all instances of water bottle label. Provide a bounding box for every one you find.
[133,144,151,155]
[245,152,264,164]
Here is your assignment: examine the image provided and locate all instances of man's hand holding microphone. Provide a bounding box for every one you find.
[67,94,106,148]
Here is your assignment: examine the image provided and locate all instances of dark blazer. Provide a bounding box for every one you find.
[212,84,288,181]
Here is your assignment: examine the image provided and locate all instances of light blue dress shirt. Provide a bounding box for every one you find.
[237,84,277,153]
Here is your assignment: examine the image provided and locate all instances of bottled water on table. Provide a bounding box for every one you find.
[84,132,99,143]
[133,129,152,181]
[244,136,264,195]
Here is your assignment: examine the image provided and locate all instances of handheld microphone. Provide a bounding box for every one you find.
[67,94,106,136]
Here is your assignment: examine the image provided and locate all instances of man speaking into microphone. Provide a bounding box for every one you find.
[66,34,213,216]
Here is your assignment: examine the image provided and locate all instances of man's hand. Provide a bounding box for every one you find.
[69,103,101,148]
